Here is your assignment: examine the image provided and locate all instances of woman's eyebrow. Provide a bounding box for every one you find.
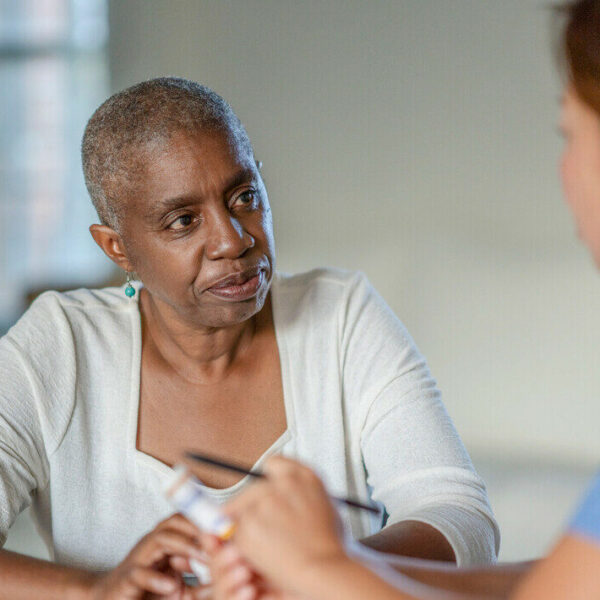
[224,166,256,190]
[145,168,257,223]
[144,196,196,223]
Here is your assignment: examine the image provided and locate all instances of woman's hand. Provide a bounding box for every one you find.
[221,456,347,595]
[88,513,207,599]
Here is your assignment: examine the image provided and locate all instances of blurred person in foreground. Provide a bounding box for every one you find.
[206,1,600,599]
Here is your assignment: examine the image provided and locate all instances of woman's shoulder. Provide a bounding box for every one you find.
[271,268,378,334]
[273,267,369,298]
[32,284,139,312]
[22,283,138,322]
[0,286,136,456]
[2,284,139,357]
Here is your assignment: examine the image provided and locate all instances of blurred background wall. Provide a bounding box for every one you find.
[2,0,598,562]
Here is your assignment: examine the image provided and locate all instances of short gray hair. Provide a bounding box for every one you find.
[81,77,254,230]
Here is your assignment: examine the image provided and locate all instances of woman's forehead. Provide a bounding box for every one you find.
[123,131,257,216]
[154,129,254,173]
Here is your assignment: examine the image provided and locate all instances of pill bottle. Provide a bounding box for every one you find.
[164,465,235,583]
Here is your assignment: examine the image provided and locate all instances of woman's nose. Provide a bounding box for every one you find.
[205,211,255,260]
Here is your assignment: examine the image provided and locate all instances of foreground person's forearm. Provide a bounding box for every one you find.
[385,555,535,599]
[0,549,97,600]
[511,535,600,600]
[344,542,532,600]
[299,554,473,600]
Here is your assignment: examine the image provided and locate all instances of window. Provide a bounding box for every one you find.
[0,0,114,332]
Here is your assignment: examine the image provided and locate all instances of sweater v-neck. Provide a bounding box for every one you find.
[126,275,295,499]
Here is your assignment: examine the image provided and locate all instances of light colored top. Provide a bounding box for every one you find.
[0,268,499,569]
[569,472,600,544]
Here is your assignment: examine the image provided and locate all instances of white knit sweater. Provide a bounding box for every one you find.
[0,268,499,569]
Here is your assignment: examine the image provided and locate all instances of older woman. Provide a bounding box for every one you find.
[206,1,600,599]
[0,78,497,598]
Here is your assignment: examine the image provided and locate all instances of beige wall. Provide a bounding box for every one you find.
[108,0,600,465]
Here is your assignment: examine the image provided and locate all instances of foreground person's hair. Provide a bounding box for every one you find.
[557,0,600,116]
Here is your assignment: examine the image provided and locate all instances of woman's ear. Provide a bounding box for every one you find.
[89,224,134,272]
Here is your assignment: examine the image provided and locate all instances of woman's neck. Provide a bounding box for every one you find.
[139,288,269,384]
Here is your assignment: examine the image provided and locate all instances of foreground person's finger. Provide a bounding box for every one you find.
[127,565,179,595]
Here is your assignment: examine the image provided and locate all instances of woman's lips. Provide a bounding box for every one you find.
[206,271,264,301]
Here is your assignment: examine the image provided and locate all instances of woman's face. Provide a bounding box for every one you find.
[559,85,600,265]
[118,130,276,328]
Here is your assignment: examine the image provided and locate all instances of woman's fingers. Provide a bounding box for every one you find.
[154,513,203,541]
[135,528,207,565]
[169,554,193,573]
[91,512,210,599]
[128,513,205,567]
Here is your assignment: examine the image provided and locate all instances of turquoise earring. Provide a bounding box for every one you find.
[125,272,136,298]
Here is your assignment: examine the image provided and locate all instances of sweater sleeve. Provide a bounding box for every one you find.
[340,273,500,566]
[0,337,49,547]
[0,292,76,547]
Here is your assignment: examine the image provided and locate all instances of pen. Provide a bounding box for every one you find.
[184,450,381,515]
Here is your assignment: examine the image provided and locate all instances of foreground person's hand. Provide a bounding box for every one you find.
[205,536,257,600]
[88,513,208,599]
[205,535,301,600]
[222,456,348,596]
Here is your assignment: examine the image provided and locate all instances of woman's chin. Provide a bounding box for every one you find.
[197,291,269,328]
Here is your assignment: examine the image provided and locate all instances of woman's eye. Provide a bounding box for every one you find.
[233,190,258,209]
[168,214,194,230]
